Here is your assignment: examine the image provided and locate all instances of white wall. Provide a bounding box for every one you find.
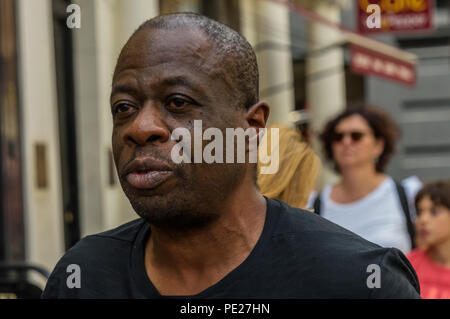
[17,0,65,283]
[240,0,295,125]
[73,0,105,237]
[304,0,345,188]
[74,0,160,235]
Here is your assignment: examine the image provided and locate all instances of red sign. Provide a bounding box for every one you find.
[351,45,416,86]
[357,0,433,33]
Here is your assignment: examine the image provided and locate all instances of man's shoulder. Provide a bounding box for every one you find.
[62,218,145,261]
[91,218,146,243]
[42,218,146,298]
[267,198,386,268]
[269,198,379,248]
[265,198,420,298]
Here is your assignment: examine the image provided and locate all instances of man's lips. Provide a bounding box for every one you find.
[126,170,173,189]
[123,156,173,189]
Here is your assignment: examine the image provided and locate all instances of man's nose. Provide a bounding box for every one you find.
[123,103,170,146]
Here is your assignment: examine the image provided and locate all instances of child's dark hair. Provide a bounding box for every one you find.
[415,180,450,211]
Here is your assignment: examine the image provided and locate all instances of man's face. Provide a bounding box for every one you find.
[111,28,247,229]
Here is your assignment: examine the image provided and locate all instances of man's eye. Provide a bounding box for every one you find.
[114,103,135,114]
[166,97,191,111]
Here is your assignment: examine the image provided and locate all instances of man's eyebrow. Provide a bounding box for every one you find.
[110,84,138,101]
[110,76,207,104]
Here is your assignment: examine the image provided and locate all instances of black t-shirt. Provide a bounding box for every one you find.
[42,197,420,298]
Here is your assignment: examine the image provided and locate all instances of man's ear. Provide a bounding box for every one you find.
[245,101,270,129]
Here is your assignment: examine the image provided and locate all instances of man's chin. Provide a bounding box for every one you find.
[128,194,219,230]
[138,209,219,231]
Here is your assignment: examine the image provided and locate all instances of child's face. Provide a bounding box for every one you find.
[416,196,450,248]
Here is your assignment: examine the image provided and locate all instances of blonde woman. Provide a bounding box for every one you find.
[257,124,321,209]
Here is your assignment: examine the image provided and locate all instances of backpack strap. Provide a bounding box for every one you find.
[394,181,416,250]
[313,192,322,215]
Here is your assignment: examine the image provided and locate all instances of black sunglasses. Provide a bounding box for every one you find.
[332,131,366,143]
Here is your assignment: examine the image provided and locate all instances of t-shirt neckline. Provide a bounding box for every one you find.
[130,196,274,298]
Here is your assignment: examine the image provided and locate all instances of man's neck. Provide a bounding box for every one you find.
[144,174,267,295]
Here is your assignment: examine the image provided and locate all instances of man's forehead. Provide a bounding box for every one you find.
[114,28,218,76]
[112,27,236,98]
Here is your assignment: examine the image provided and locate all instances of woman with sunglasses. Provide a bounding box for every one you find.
[314,106,415,254]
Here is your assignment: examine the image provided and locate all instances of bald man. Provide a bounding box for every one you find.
[42,13,420,299]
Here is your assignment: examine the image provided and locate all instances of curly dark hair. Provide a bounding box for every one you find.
[319,105,401,173]
[415,180,450,211]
